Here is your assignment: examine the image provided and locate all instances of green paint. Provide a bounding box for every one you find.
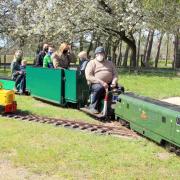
[64,69,89,106]
[26,67,89,106]
[115,93,180,147]
[0,79,15,90]
[26,66,63,104]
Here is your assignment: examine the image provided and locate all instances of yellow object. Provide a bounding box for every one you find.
[0,89,15,106]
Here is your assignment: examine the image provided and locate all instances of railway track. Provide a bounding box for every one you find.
[0,113,138,139]
[1,113,179,155]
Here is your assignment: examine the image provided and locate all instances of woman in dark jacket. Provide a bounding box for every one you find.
[10,50,24,92]
[11,50,23,80]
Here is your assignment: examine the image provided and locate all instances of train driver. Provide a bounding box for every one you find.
[85,46,118,114]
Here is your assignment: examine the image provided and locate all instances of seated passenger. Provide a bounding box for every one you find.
[43,45,54,68]
[85,46,118,114]
[35,43,48,67]
[10,50,23,81]
[20,60,26,74]
[52,43,76,69]
[14,60,27,94]
[78,51,89,71]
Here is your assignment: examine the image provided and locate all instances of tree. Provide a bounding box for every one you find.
[17,0,144,67]
[165,34,169,66]
[155,33,164,68]
[116,40,123,67]
[141,0,180,33]
[142,30,150,67]
[123,44,130,67]
[174,29,180,69]
[2,0,179,69]
[0,0,19,45]
[141,0,180,68]
[136,29,141,67]
[145,30,154,66]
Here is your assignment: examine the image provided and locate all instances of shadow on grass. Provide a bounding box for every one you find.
[15,109,33,116]
[33,97,81,109]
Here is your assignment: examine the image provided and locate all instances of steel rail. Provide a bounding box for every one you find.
[0,113,138,138]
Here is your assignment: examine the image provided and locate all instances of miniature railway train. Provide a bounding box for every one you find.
[0,66,179,153]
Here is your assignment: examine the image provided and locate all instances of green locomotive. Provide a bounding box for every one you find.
[115,93,180,151]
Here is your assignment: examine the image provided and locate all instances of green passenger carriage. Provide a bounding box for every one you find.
[26,66,89,107]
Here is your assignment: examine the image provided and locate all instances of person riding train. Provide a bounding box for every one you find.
[85,46,118,114]
[78,51,89,71]
[43,45,54,68]
[52,43,76,69]
[35,43,49,67]
[11,50,26,93]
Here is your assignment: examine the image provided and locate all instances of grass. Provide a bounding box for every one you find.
[0,69,180,179]
[16,95,98,124]
[119,71,180,99]
[0,69,11,77]
[158,60,173,68]
[0,118,179,179]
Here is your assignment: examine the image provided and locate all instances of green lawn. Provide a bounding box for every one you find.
[0,118,179,179]
[119,71,180,99]
[0,70,180,179]
[16,95,98,124]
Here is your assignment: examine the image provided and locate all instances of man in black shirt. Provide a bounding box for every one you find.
[35,43,48,66]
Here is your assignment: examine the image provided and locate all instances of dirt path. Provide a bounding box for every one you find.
[0,160,59,180]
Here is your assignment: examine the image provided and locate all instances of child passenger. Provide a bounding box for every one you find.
[43,45,54,68]
[20,60,27,75]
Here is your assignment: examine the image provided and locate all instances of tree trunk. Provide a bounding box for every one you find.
[174,31,180,69]
[3,55,6,71]
[122,35,137,68]
[110,44,112,59]
[97,1,138,67]
[114,31,136,68]
[110,40,118,65]
[87,41,93,57]
[117,40,122,67]
[145,30,154,66]
[129,41,137,68]
[111,45,117,65]
[155,33,164,68]
[87,34,94,57]
[123,45,130,67]
[103,27,137,67]
[165,34,169,66]
[105,36,111,55]
[143,30,151,66]
[79,35,83,51]
[95,36,101,50]
[19,36,25,48]
[137,29,141,68]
